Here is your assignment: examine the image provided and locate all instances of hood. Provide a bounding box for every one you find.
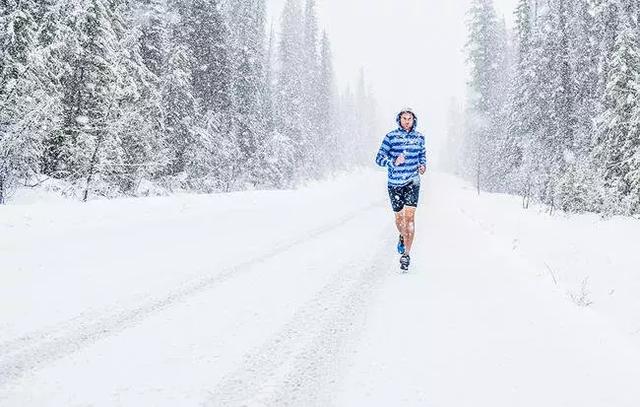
[396,109,418,132]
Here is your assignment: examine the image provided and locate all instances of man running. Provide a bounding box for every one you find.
[375,108,426,271]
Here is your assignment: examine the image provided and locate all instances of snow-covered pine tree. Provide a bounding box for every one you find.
[627,99,640,214]
[109,1,167,195]
[160,3,196,184]
[466,0,500,113]
[259,22,294,189]
[593,17,640,215]
[464,0,504,193]
[507,0,580,209]
[263,22,276,137]
[226,0,268,187]
[516,3,563,207]
[488,16,513,193]
[543,0,580,211]
[571,0,600,154]
[301,0,321,179]
[0,0,53,203]
[185,105,234,192]
[552,0,603,213]
[317,31,337,175]
[187,0,231,114]
[277,0,305,182]
[184,0,237,192]
[514,0,533,60]
[135,0,166,79]
[162,45,195,182]
[503,0,533,194]
[57,0,125,200]
[619,0,639,33]
[594,0,621,101]
[37,0,69,178]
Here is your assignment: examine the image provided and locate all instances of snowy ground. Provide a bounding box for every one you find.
[1,169,639,406]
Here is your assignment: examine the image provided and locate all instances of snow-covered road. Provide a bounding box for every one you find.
[1,170,639,406]
[338,174,640,407]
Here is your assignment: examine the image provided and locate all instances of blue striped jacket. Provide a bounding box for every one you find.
[375,113,426,187]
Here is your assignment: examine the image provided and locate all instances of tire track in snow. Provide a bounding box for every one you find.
[0,200,386,389]
[204,233,394,407]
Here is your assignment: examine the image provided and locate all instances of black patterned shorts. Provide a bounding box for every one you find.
[387,179,420,212]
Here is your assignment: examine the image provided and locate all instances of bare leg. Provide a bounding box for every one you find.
[394,206,417,254]
[401,206,417,255]
[394,211,405,237]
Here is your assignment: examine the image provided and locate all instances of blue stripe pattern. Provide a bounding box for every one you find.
[375,119,426,187]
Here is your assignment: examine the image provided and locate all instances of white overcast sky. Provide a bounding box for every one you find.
[266,0,518,164]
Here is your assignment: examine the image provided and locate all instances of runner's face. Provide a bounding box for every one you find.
[400,113,414,131]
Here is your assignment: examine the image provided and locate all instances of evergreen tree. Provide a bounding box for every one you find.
[277,0,305,182]
[503,0,533,193]
[464,0,504,192]
[317,31,337,175]
[489,16,513,192]
[571,0,600,154]
[551,0,603,212]
[541,0,578,210]
[302,0,321,178]
[61,0,129,200]
[227,0,268,186]
[161,7,196,181]
[263,22,277,139]
[0,0,45,203]
[184,0,237,191]
[187,0,231,115]
[593,18,640,214]
[466,0,501,113]
[135,0,166,78]
[111,2,167,194]
[259,22,293,188]
[594,0,621,100]
[38,0,70,178]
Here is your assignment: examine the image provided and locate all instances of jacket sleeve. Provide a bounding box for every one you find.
[375,133,394,168]
[419,134,426,166]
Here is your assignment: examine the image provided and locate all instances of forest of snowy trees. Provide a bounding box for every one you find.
[0,0,379,203]
[447,0,640,216]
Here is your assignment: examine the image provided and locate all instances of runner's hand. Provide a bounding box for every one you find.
[394,154,405,166]
[419,164,426,175]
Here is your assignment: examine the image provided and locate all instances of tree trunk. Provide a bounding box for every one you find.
[83,135,104,202]
[522,180,531,209]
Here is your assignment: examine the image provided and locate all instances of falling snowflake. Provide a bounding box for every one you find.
[76,116,90,125]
